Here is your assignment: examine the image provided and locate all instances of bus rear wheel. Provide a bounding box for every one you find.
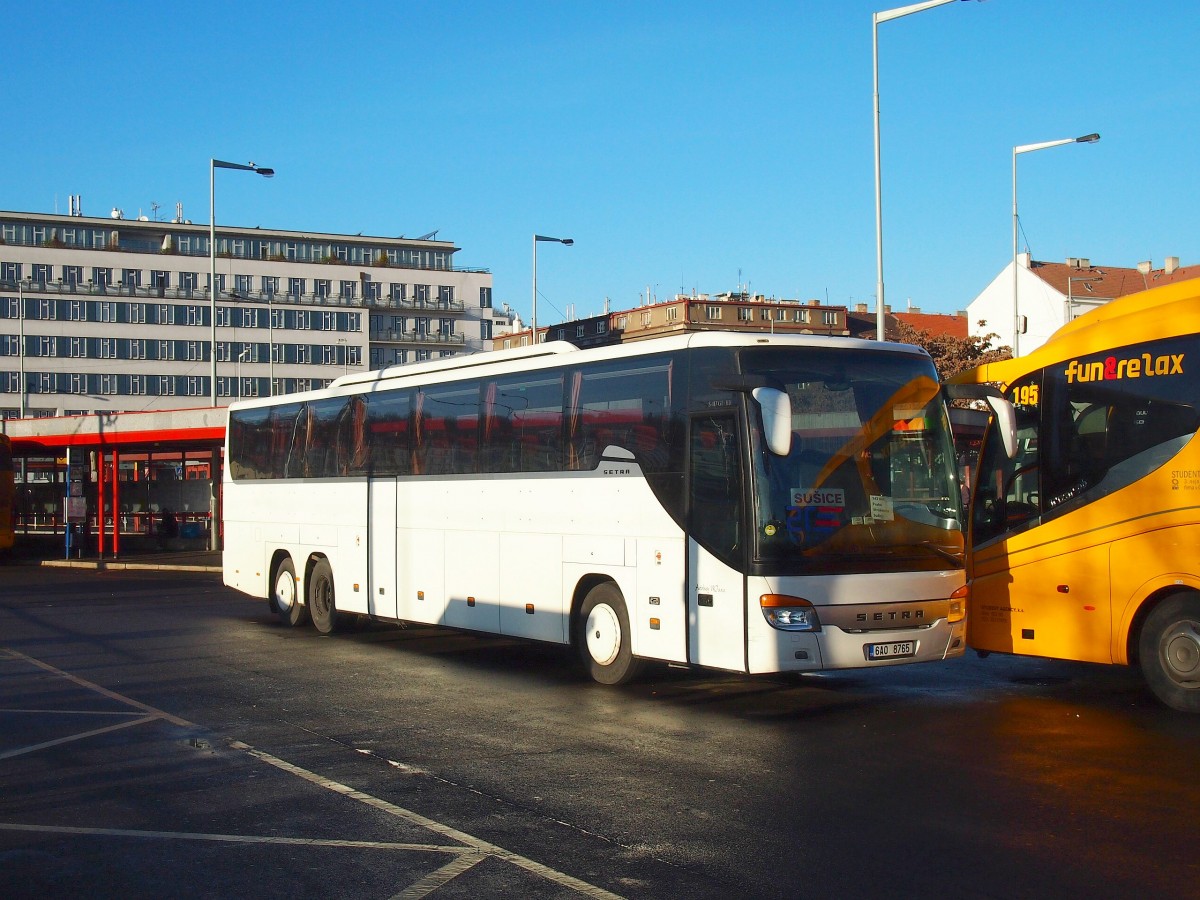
[1139,593,1200,713]
[272,557,308,627]
[577,583,643,685]
[308,558,341,635]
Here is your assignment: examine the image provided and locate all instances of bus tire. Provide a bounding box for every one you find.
[577,582,643,685]
[308,558,340,635]
[1138,593,1200,713]
[272,557,309,627]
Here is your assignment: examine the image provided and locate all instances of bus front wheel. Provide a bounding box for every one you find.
[309,558,340,635]
[1139,593,1200,713]
[272,557,309,628]
[577,583,643,685]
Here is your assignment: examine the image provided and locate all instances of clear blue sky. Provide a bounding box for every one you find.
[5,1,1197,325]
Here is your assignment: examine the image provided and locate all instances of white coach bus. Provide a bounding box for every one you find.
[223,332,968,683]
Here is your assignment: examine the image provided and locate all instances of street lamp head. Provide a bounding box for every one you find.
[560,238,574,246]
[1075,133,1100,144]
[534,234,573,246]
[249,163,275,177]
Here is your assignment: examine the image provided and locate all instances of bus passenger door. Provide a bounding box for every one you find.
[687,414,748,672]
[368,475,398,620]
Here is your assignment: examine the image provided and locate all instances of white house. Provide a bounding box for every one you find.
[967,254,1197,356]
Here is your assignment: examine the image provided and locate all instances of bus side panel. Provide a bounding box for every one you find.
[688,540,747,672]
[634,538,687,663]
[970,539,1112,662]
[501,532,565,642]
[1110,526,1200,665]
[368,477,398,620]
[399,527,446,625]
[446,531,501,633]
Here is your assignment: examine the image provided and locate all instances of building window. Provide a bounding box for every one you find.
[1,262,20,283]
[480,320,493,340]
[823,311,838,325]
[99,374,118,395]
[641,312,652,326]
[321,311,336,331]
[597,320,607,333]
[92,267,113,290]
[156,304,174,325]
[179,272,198,294]
[575,324,585,338]
[347,346,361,367]
[39,336,57,357]
[315,279,331,299]
[63,266,82,287]
[129,339,147,360]
[234,274,253,297]
[738,307,752,321]
[122,269,141,289]
[151,270,170,292]
[186,376,204,397]
[69,374,86,394]
[706,306,722,320]
[288,277,305,299]
[216,306,231,327]
[262,276,278,297]
[798,309,810,323]
[129,304,147,324]
[158,376,176,397]
[339,280,357,300]
[440,318,454,335]
[130,375,147,395]
[37,373,55,394]
[68,301,85,322]
[186,341,203,361]
[479,286,492,308]
[415,284,431,304]
[32,264,52,285]
[68,337,86,358]
[363,280,381,302]
[241,308,258,328]
[296,310,311,330]
[99,338,116,359]
[186,306,201,326]
[98,302,116,323]
[437,285,455,306]
[297,344,312,364]
[616,315,628,330]
[158,340,175,361]
[38,299,56,320]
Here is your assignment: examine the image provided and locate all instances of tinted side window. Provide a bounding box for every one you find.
[1043,335,1198,509]
[364,390,413,476]
[417,382,480,475]
[482,375,564,473]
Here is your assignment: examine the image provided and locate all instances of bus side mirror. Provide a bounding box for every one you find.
[752,387,792,456]
[945,384,1017,459]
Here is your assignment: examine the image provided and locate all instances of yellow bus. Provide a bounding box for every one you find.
[0,434,14,554]
[951,279,1200,710]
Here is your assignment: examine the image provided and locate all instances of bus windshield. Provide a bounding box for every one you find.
[742,347,963,575]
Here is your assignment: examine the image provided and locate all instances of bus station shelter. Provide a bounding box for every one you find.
[2,408,226,556]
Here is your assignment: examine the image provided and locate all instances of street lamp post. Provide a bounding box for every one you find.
[17,278,27,418]
[1011,133,1099,355]
[873,0,979,342]
[210,159,273,406]
[532,234,573,346]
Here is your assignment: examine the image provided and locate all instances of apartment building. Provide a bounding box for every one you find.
[0,208,494,418]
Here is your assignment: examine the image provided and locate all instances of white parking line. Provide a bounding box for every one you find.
[1,649,626,900]
[231,741,626,900]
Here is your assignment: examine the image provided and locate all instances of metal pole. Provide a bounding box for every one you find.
[1012,146,1020,356]
[210,159,217,406]
[17,280,27,418]
[872,14,885,341]
[531,235,538,347]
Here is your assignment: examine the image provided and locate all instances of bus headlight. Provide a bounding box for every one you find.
[760,594,820,632]
[948,585,968,624]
